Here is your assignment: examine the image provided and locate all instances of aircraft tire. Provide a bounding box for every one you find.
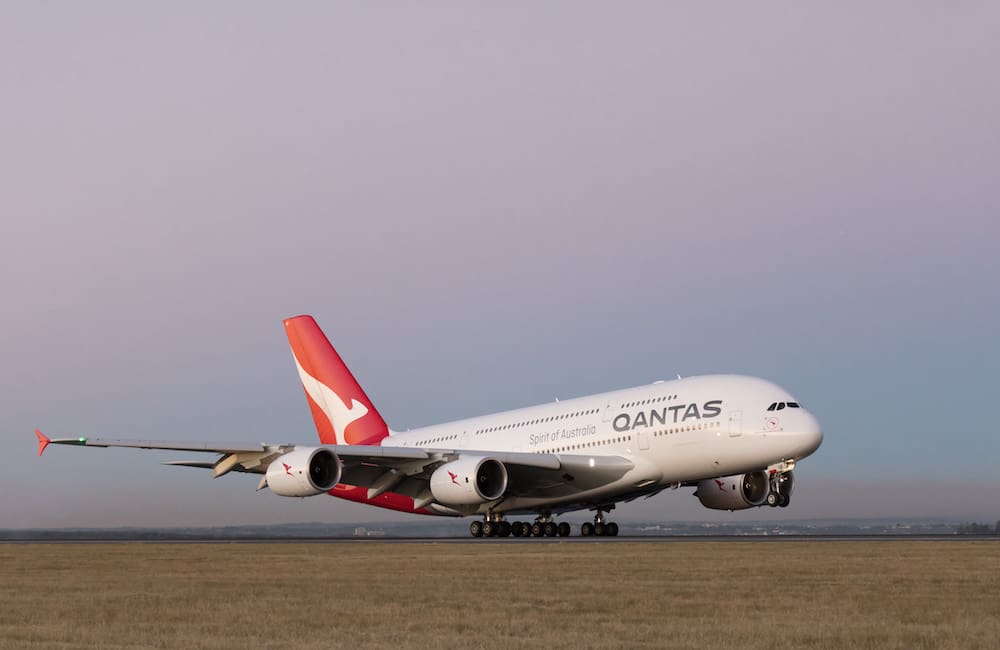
[606,522,619,537]
[581,522,594,537]
[470,521,484,538]
[594,522,606,537]
[557,522,571,537]
[531,522,544,537]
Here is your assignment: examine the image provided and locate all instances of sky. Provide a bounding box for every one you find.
[2,2,998,528]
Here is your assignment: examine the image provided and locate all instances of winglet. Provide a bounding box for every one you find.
[35,429,51,457]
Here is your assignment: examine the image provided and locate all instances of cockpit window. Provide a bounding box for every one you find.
[787,402,800,408]
[767,403,777,411]
[776,402,786,410]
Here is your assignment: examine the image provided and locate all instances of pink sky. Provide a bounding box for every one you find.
[2,3,997,527]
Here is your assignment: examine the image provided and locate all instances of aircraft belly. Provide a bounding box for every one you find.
[492,458,661,514]
[649,434,781,483]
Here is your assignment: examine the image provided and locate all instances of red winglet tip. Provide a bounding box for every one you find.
[35,429,50,457]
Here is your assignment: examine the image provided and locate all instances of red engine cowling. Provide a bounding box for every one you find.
[266,447,342,497]
[695,471,770,511]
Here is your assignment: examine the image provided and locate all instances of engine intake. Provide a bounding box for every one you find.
[266,447,342,497]
[429,456,508,505]
[695,471,770,511]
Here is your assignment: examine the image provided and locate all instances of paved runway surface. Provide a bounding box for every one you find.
[5,534,996,544]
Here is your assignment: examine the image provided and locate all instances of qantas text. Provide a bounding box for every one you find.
[612,400,723,432]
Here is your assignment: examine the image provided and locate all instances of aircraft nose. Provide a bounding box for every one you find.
[801,412,823,456]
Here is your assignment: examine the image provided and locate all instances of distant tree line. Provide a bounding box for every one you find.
[955,521,1000,535]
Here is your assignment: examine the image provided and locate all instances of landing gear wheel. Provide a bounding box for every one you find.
[531,522,544,537]
[557,522,571,537]
[766,492,779,507]
[581,522,594,537]
[779,493,790,508]
[587,505,615,538]
[510,522,523,537]
[544,522,557,537]
[470,521,484,538]
[499,521,512,537]
[482,521,496,537]
[520,522,532,537]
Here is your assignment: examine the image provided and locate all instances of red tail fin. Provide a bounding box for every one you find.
[283,315,389,446]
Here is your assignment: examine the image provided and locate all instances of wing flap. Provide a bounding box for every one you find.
[503,454,635,498]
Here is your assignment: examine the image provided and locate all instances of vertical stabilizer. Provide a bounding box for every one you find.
[283,315,389,446]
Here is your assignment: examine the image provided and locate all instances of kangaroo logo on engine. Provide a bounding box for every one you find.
[612,400,723,432]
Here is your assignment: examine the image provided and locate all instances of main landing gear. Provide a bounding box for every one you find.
[580,507,619,537]
[469,513,571,538]
[468,507,623,538]
[469,519,513,538]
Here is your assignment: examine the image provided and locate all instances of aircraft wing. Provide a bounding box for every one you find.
[35,432,275,455]
[35,429,635,506]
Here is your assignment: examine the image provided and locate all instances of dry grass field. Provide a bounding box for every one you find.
[1,540,997,649]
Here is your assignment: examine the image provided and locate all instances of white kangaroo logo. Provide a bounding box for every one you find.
[293,356,368,442]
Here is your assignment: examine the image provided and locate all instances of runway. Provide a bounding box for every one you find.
[4,534,995,544]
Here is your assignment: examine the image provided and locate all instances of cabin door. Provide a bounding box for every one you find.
[728,411,743,437]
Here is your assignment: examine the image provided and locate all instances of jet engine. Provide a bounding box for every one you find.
[695,471,770,511]
[266,447,342,497]
[429,456,507,505]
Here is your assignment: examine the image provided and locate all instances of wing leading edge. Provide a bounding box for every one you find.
[34,429,635,508]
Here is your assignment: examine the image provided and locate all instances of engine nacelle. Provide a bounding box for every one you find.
[266,447,342,497]
[429,456,508,505]
[695,471,770,511]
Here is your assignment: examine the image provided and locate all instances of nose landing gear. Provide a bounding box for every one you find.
[766,471,793,508]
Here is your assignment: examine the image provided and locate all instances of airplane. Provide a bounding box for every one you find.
[35,314,823,538]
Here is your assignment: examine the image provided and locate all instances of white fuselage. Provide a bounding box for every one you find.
[385,374,823,515]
